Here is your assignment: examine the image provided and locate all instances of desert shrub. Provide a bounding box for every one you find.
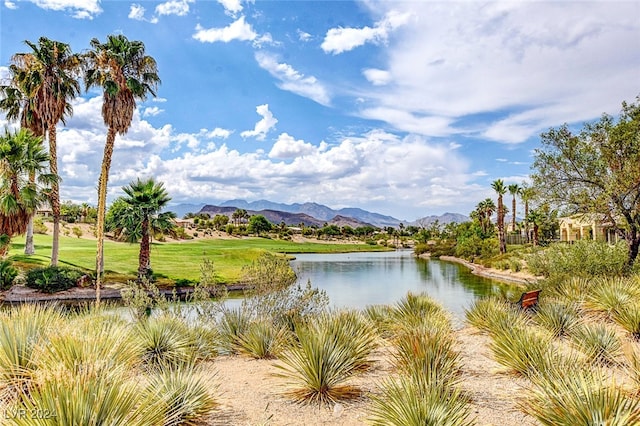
[586,276,639,315]
[612,302,640,339]
[0,259,18,290]
[509,257,522,272]
[527,240,628,278]
[216,306,252,355]
[391,292,450,330]
[33,217,48,234]
[534,301,580,338]
[135,315,195,368]
[368,376,473,426]
[489,322,555,377]
[455,235,498,261]
[625,344,640,391]
[465,297,529,334]
[236,319,292,359]
[570,323,622,366]
[25,266,85,293]
[539,275,592,303]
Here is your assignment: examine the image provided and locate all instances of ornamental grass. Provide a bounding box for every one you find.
[134,315,197,368]
[235,319,292,359]
[522,365,640,426]
[274,310,378,405]
[392,292,451,328]
[465,296,529,334]
[488,322,555,377]
[368,375,473,426]
[534,300,580,338]
[611,302,640,340]
[570,323,622,366]
[215,306,252,355]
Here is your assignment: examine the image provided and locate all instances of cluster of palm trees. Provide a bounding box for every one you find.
[0,34,160,302]
[474,180,538,253]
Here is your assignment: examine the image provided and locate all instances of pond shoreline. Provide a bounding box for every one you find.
[436,255,541,286]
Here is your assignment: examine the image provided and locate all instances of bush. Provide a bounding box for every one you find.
[0,259,18,290]
[25,266,85,293]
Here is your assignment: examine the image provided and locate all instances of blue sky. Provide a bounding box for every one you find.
[1,0,639,221]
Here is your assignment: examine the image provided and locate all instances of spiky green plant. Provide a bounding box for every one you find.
[612,303,640,339]
[236,319,291,359]
[541,276,592,303]
[571,323,622,366]
[135,315,194,368]
[392,292,450,328]
[0,304,64,388]
[522,365,640,426]
[465,296,529,334]
[585,277,636,315]
[274,311,377,405]
[368,375,473,426]
[363,304,395,337]
[216,306,252,355]
[392,323,461,389]
[489,323,555,377]
[145,362,218,426]
[534,301,580,338]
[625,343,640,392]
[8,365,166,426]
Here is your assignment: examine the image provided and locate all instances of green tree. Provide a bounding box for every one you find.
[248,214,272,236]
[531,98,640,268]
[84,34,160,301]
[116,178,172,280]
[0,128,55,254]
[508,183,520,234]
[212,214,229,230]
[492,179,507,254]
[519,184,536,243]
[3,37,80,261]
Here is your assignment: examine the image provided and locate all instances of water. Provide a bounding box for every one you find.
[290,250,512,318]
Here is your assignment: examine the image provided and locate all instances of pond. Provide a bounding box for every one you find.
[290,250,513,318]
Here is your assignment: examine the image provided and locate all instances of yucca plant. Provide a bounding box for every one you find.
[612,303,640,339]
[489,323,555,377]
[392,292,450,329]
[8,365,166,426]
[216,306,252,355]
[236,319,291,359]
[570,323,622,366]
[274,311,377,405]
[392,323,461,389]
[522,365,640,426]
[135,315,195,368]
[585,277,635,315]
[144,362,218,426]
[542,276,592,304]
[534,301,580,338]
[625,343,640,392]
[465,296,528,334]
[368,375,473,426]
[0,304,64,389]
[363,304,395,338]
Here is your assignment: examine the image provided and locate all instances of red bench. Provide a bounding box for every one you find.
[517,289,542,310]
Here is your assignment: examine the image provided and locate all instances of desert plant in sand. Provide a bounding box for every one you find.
[391,292,450,328]
[488,322,555,377]
[625,343,640,392]
[522,364,640,426]
[144,362,218,426]
[585,276,638,315]
[534,300,580,338]
[570,322,623,366]
[465,296,529,334]
[216,306,253,355]
[274,310,378,405]
[135,315,196,368]
[236,319,292,359]
[612,302,640,339]
[368,375,473,426]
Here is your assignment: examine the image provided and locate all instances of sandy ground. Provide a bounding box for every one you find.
[201,325,537,426]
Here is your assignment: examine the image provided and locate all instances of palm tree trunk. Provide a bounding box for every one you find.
[511,197,516,235]
[138,215,151,280]
[95,127,117,305]
[48,127,60,266]
[24,216,35,255]
[498,197,507,254]
[524,201,530,243]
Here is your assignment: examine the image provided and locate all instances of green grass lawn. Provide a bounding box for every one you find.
[8,235,388,284]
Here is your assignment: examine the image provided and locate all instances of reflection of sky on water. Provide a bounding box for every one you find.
[291,251,513,319]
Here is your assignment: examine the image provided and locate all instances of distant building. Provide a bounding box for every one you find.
[558,214,619,244]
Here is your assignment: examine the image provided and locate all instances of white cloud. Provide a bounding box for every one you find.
[241,104,278,141]
[155,0,193,17]
[128,4,146,21]
[321,10,411,54]
[268,133,317,159]
[297,29,312,42]
[255,52,330,106]
[363,68,391,86]
[26,0,101,18]
[217,0,242,15]
[206,127,232,139]
[354,2,640,144]
[142,106,163,117]
[193,16,257,43]
[4,1,17,9]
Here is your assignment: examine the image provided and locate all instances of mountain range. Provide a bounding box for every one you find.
[169,200,469,229]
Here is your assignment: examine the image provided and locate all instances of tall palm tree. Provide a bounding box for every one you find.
[520,185,536,243]
[491,179,507,254]
[83,34,160,302]
[527,209,544,247]
[120,178,171,280]
[10,37,81,263]
[0,128,55,255]
[508,183,520,234]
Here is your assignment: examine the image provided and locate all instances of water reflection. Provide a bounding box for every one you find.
[291,250,512,318]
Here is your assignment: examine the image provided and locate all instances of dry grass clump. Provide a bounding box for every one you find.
[274,309,378,405]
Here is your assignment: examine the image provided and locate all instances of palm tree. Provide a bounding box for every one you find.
[84,34,160,302]
[9,37,81,263]
[520,185,535,243]
[120,178,171,280]
[492,179,507,254]
[0,128,55,255]
[508,183,520,235]
[527,209,544,246]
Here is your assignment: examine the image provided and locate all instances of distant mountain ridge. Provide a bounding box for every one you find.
[169,199,469,229]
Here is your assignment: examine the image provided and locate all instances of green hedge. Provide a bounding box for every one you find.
[25,266,86,293]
